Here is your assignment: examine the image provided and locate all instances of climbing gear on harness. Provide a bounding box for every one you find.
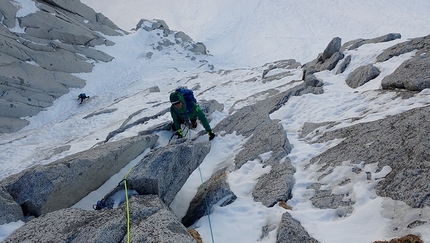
[93,200,107,210]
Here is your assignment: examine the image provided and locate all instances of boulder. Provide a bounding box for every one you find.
[302,37,344,77]
[190,42,207,55]
[346,64,380,88]
[252,155,296,207]
[304,73,324,87]
[381,54,430,91]
[276,212,320,243]
[0,134,158,218]
[4,195,195,243]
[336,55,351,74]
[0,186,23,225]
[321,37,341,62]
[182,167,237,227]
[103,140,211,207]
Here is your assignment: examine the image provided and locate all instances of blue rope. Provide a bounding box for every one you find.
[197,166,215,243]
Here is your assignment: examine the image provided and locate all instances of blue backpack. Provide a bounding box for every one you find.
[176,87,197,112]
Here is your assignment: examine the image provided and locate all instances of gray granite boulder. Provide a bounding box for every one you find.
[0,186,23,225]
[376,34,430,91]
[0,134,158,218]
[103,140,211,207]
[346,64,381,88]
[336,54,351,74]
[276,212,320,243]
[182,167,237,227]
[381,53,430,91]
[302,37,344,79]
[321,37,341,62]
[4,195,196,243]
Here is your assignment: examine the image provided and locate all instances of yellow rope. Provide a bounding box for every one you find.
[123,165,135,243]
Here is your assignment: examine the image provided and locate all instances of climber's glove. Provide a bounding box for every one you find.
[208,130,216,141]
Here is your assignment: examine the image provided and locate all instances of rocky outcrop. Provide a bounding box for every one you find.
[0,134,158,218]
[376,34,429,63]
[303,37,344,78]
[262,59,301,81]
[102,140,211,207]
[346,64,381,88]
[0,0,123,133]
[378,34,430,91]
[276,212,320,243]
[321,37,342,62]
[0,186,23,225]
[302,104,430,234]
[336,55,351,74]
[134,18,208,55]
[182,167,237,227]
[216,77,324,207]
[4,195,196,243]
[381,51,430,91]
[341,33,401,52]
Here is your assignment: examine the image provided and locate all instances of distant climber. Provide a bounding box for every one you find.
[78,93,90,104]
[169,89,216,140]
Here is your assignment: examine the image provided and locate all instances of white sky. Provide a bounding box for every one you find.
[1,0,430,242]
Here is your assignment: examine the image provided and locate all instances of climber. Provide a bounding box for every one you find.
[169,90,216,140]
[77,93,90,104]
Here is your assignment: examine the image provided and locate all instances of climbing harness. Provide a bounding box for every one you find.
[92,200,107,210]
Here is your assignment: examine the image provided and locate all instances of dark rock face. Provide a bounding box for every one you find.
[0,0,123,133]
